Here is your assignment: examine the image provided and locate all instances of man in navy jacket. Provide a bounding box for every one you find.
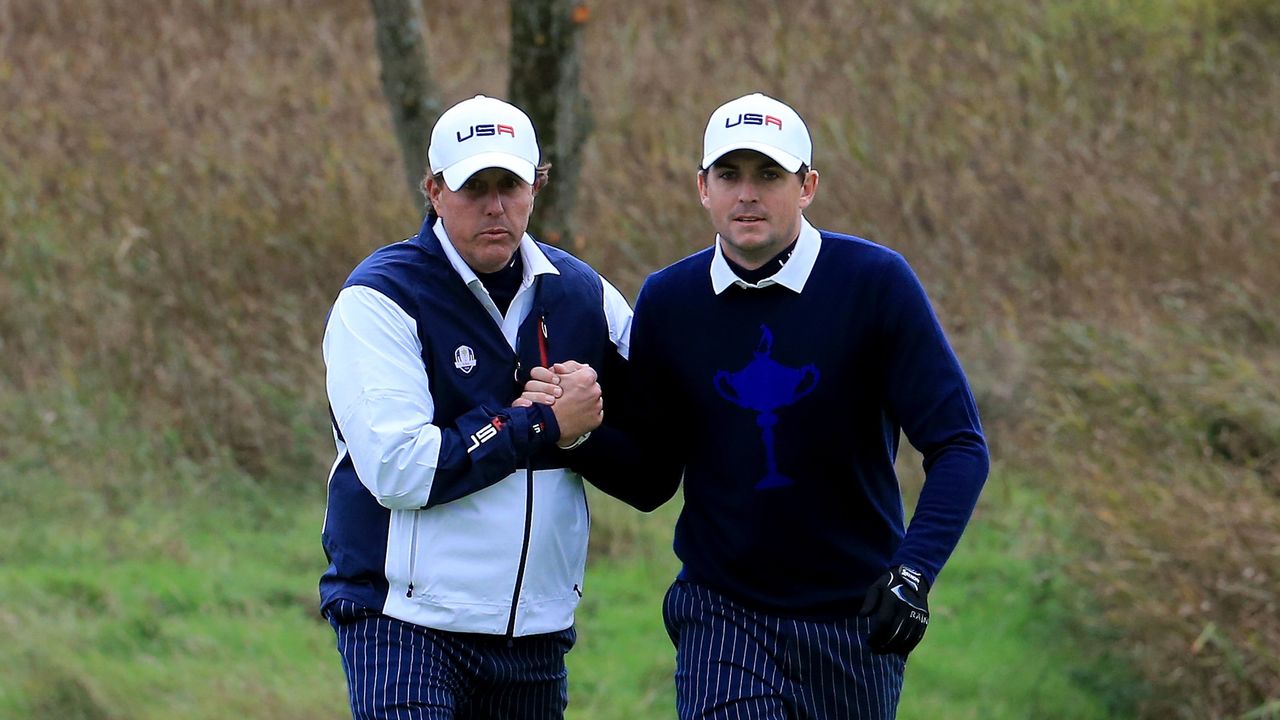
[320,95,630,719]
[523,93,990,719]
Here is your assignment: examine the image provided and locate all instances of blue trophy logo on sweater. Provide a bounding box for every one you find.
[714,325,820,489]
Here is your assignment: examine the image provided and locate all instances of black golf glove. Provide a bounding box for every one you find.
[859,565,930,655]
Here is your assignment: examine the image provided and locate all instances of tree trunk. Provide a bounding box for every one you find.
[509,1,592,246]
[369,0,441,203]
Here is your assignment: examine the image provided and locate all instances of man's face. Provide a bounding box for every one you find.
[698,149,818,269]
[427,167,538,273]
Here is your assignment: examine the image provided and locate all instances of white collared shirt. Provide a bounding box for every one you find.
[709,216,822,295]
[433,219,561,350]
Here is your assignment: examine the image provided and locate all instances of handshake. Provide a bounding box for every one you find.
[512,361,602,449]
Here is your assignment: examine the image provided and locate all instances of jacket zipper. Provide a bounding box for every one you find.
[505,309,549,641]
[573,483,589,600]
[505,464,536,643]
[405,511,421,598]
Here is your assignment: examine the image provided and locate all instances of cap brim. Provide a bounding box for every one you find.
[701,141,804,173]
[441,152,537,191]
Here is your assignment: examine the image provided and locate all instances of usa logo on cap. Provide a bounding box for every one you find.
[428,95,541,191]
[701,92,812,173]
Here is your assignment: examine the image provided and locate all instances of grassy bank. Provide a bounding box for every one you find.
[0,455,1122,719]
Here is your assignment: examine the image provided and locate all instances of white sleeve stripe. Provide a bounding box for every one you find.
[324,285,441,510]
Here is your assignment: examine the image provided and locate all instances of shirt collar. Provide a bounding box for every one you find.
[432,217,560,290]
[709,216,821,295]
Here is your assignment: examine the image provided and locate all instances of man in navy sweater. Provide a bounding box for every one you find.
[321,95,630,719]
[524,92,989,718]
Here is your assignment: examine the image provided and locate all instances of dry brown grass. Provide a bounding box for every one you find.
[1017,319,1280,716]
[2,0,1278,715]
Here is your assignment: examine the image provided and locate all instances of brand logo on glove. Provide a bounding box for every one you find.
[890,585,927,612]
[456,123,516,142]
[899,566,923,592]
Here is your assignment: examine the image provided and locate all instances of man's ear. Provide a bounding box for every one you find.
[424,175,444,214]
[697,170,711,209]
[798,169,819,210]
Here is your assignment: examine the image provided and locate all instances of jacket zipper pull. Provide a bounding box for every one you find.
[538,312,550,368]
[406,582,414,598]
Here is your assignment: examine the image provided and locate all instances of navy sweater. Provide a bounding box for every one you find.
[575,228,988,618]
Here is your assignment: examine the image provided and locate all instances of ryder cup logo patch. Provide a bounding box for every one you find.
[454,345,477,374]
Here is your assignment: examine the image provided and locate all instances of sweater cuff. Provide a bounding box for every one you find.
[558,430,592,450]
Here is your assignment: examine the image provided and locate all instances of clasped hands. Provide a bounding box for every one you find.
[511,361,602,448]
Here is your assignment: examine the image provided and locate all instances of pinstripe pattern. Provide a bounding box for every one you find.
[663,581,905,719]
[326,599,573,719]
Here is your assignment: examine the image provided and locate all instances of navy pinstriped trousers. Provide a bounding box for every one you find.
[326,599,575,720]
[663,581,906,720]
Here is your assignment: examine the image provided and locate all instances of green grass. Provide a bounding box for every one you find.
[896,476,1140,719]
[567,546,680,719]
[0,453,1131,719]
[0,475,347,720]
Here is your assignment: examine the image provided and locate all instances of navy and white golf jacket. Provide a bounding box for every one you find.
[319,214,631,637]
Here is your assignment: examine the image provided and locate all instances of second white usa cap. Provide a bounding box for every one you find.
[701,93,812,172]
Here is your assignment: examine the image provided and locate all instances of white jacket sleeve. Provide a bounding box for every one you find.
[323,285,442,510]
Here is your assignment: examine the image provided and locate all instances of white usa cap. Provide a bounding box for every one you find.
[701,93,812,172]
[428,95,540,191]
